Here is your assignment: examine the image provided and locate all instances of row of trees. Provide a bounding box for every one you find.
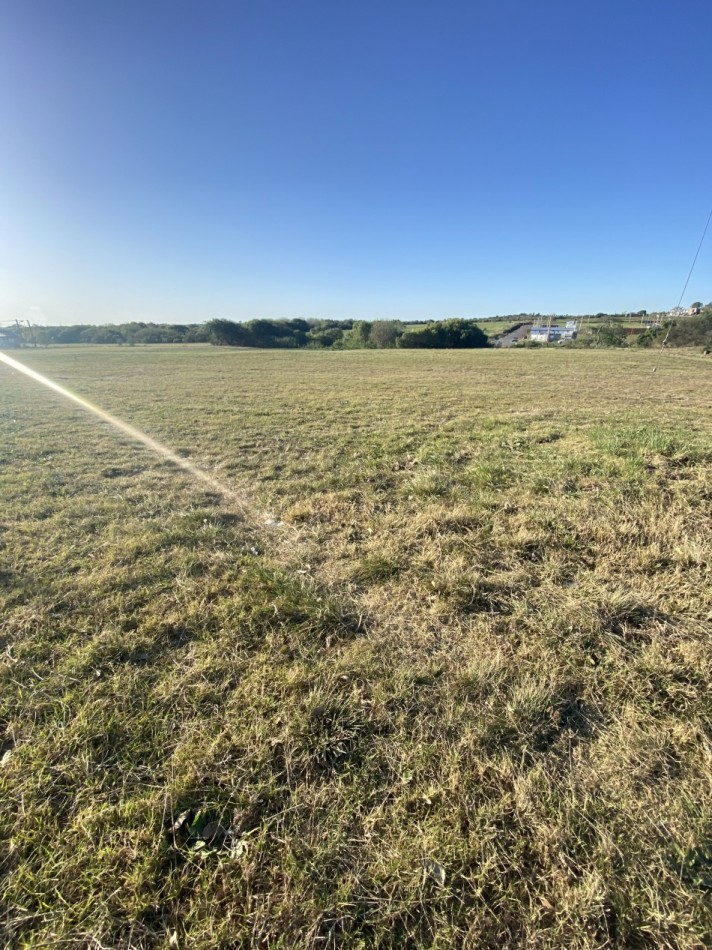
[29,323,210,346]
[24,312,710,351]
[22,318,489,349]
[205,318,489,349]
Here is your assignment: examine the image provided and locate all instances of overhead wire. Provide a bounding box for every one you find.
[651,205,712,375]
[674,206,712,311]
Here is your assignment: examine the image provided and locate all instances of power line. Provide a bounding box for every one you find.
[652,205,712,374]
[675,206,712,310]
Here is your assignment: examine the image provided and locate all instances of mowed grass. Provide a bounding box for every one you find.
[1,345,711,948]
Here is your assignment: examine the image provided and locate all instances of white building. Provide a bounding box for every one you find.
[529,325,577,343]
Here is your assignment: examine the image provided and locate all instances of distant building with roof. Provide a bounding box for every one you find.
[667,306,701,318]
[529,325,577,343]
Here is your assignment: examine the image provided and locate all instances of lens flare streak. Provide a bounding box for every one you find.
[0,350,242,504]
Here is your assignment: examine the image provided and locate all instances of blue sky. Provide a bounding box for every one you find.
[1,0,711,324]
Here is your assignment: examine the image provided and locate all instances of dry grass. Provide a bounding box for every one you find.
[1,345,711,948]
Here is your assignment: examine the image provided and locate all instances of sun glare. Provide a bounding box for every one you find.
[0,350,242,505]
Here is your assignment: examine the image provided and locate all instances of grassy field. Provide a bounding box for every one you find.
[1,345,711,948]
[476,320,522,336]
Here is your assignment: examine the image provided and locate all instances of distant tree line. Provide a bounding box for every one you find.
[20,318,490,349]
[205,317,489,349]
[20,311,710,351]
[29,323,210,345]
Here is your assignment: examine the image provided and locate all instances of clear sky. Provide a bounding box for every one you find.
[1,0,711,325]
